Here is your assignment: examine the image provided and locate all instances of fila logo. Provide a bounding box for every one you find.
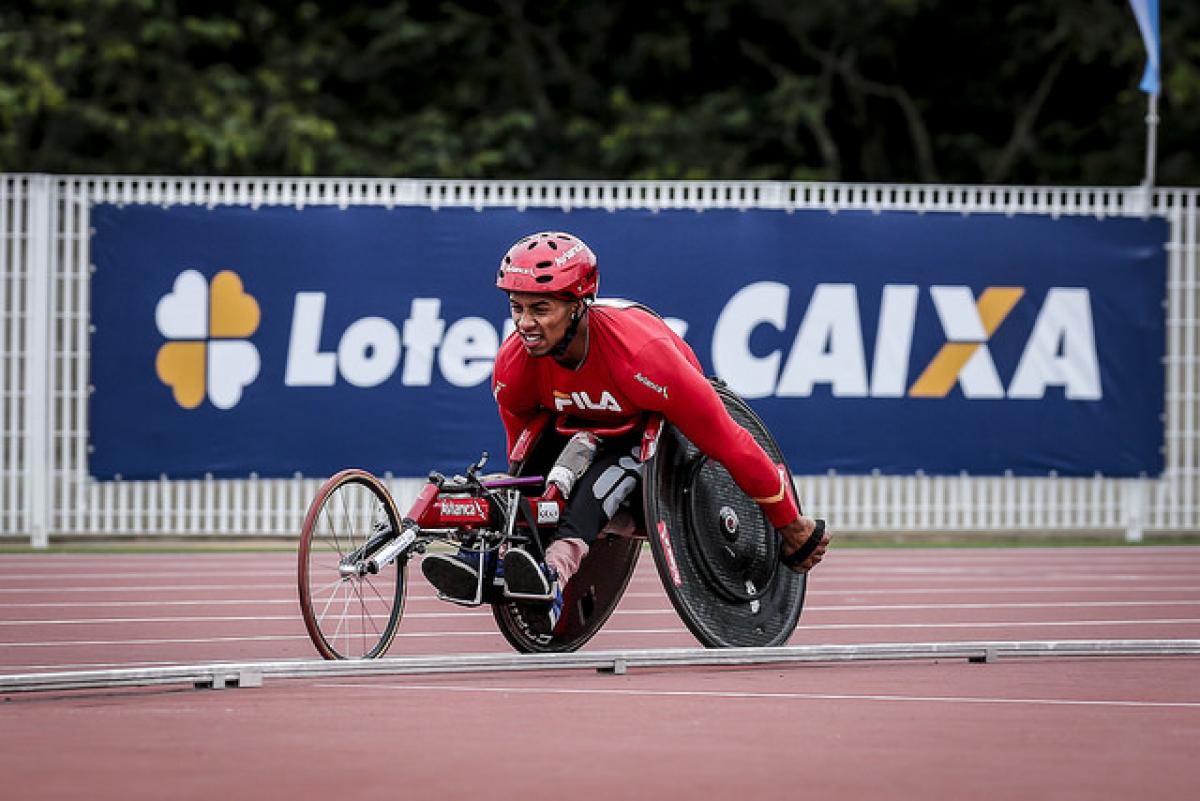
[553,389,623,413]
[714,282,1102,401]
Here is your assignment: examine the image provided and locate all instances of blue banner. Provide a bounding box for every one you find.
[89,205,1166,479]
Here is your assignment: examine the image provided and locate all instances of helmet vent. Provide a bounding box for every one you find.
[547,241,558,250]
[535,260,553,268]
[535,275,554,284]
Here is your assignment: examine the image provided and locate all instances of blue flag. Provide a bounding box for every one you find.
[1129,0,1161,94]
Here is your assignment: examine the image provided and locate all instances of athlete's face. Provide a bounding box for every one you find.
[509,292,577,357]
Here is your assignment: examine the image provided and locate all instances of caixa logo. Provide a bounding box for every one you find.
[712,282,1102,400]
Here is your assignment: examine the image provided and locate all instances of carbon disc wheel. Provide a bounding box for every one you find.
[645,380,806,648]
[683,455,780,604]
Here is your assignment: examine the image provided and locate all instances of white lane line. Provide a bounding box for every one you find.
[2,566,1193,582]
[0,584,298,594]
[0,611,493,626]
[625,573,1200,584]
[4,619,1200,648]
[0,570,296,581]
[0,631,663,648]
[792,618,1200,631]
[0,615,302,625]
[5,584,1200,599]
[0,634,314,648]
[4,546,1191,561]
[822,553,1200,561]
[0,562,258,567]
[4,568,1194,585]
[810,600,1200,611]
[808,586,1200,596]
[534,599,1193,613]
[314,682,1200,710]
[822,563,1200,573]
[0,630,686,649]
[5,600,1200,623]
[0,629,534,647]
[0,599,300,608]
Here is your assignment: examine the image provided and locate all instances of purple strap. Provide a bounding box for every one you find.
[481,475,545,489]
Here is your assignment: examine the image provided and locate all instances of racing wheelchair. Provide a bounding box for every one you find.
[297,380,815,659]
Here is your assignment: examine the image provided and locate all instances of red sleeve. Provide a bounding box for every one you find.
[492,337,542,462]
[623,338,799,528]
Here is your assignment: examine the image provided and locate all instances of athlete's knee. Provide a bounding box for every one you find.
[592,454,642,519]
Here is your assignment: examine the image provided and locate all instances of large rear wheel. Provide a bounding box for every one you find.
[644,380,807,648]
[298,469,406,660]
[492,429,643,653]
[492,535,641,653]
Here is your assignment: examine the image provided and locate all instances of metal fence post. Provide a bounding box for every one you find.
[25,175,53,548]
[1123,478,1146,543]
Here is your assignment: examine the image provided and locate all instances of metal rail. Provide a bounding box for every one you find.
[1,639,1197,694]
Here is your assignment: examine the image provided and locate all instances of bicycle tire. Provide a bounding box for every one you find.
[298,469,407,660]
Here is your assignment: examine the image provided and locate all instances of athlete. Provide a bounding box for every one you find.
[422,231,830,633]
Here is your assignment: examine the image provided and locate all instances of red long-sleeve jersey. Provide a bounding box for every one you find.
[491,302,799,528]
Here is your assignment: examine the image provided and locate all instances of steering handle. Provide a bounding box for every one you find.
[555,414,644,439]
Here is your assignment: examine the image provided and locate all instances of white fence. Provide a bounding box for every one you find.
[1,174,1197,546]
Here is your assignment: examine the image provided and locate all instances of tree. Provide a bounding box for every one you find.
[1,0,1196,185]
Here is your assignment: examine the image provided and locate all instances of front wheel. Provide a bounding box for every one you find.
[298,469,406,659]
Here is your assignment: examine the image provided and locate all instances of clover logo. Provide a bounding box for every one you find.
[154,270,261,410]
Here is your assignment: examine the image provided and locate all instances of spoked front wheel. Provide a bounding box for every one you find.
[298,469,406,660]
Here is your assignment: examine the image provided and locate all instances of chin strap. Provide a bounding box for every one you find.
[548,301,588,359]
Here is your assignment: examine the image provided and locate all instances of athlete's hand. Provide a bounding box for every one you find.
[779,516,830,573]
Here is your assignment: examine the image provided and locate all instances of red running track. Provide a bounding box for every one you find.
[1,546,1198,800]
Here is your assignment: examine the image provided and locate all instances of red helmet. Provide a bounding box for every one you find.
[496,231,598,299]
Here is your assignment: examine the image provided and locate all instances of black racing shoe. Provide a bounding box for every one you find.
[421,553,481,604]
[502,548,556,601]
[515,584,565,638]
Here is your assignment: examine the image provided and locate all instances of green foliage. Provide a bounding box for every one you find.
[0,0,1196,184]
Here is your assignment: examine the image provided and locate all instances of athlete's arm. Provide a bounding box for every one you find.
[624,338,800,528]
[492,339,543,463]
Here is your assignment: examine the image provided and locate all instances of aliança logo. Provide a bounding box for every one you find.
[155,270,261,410]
